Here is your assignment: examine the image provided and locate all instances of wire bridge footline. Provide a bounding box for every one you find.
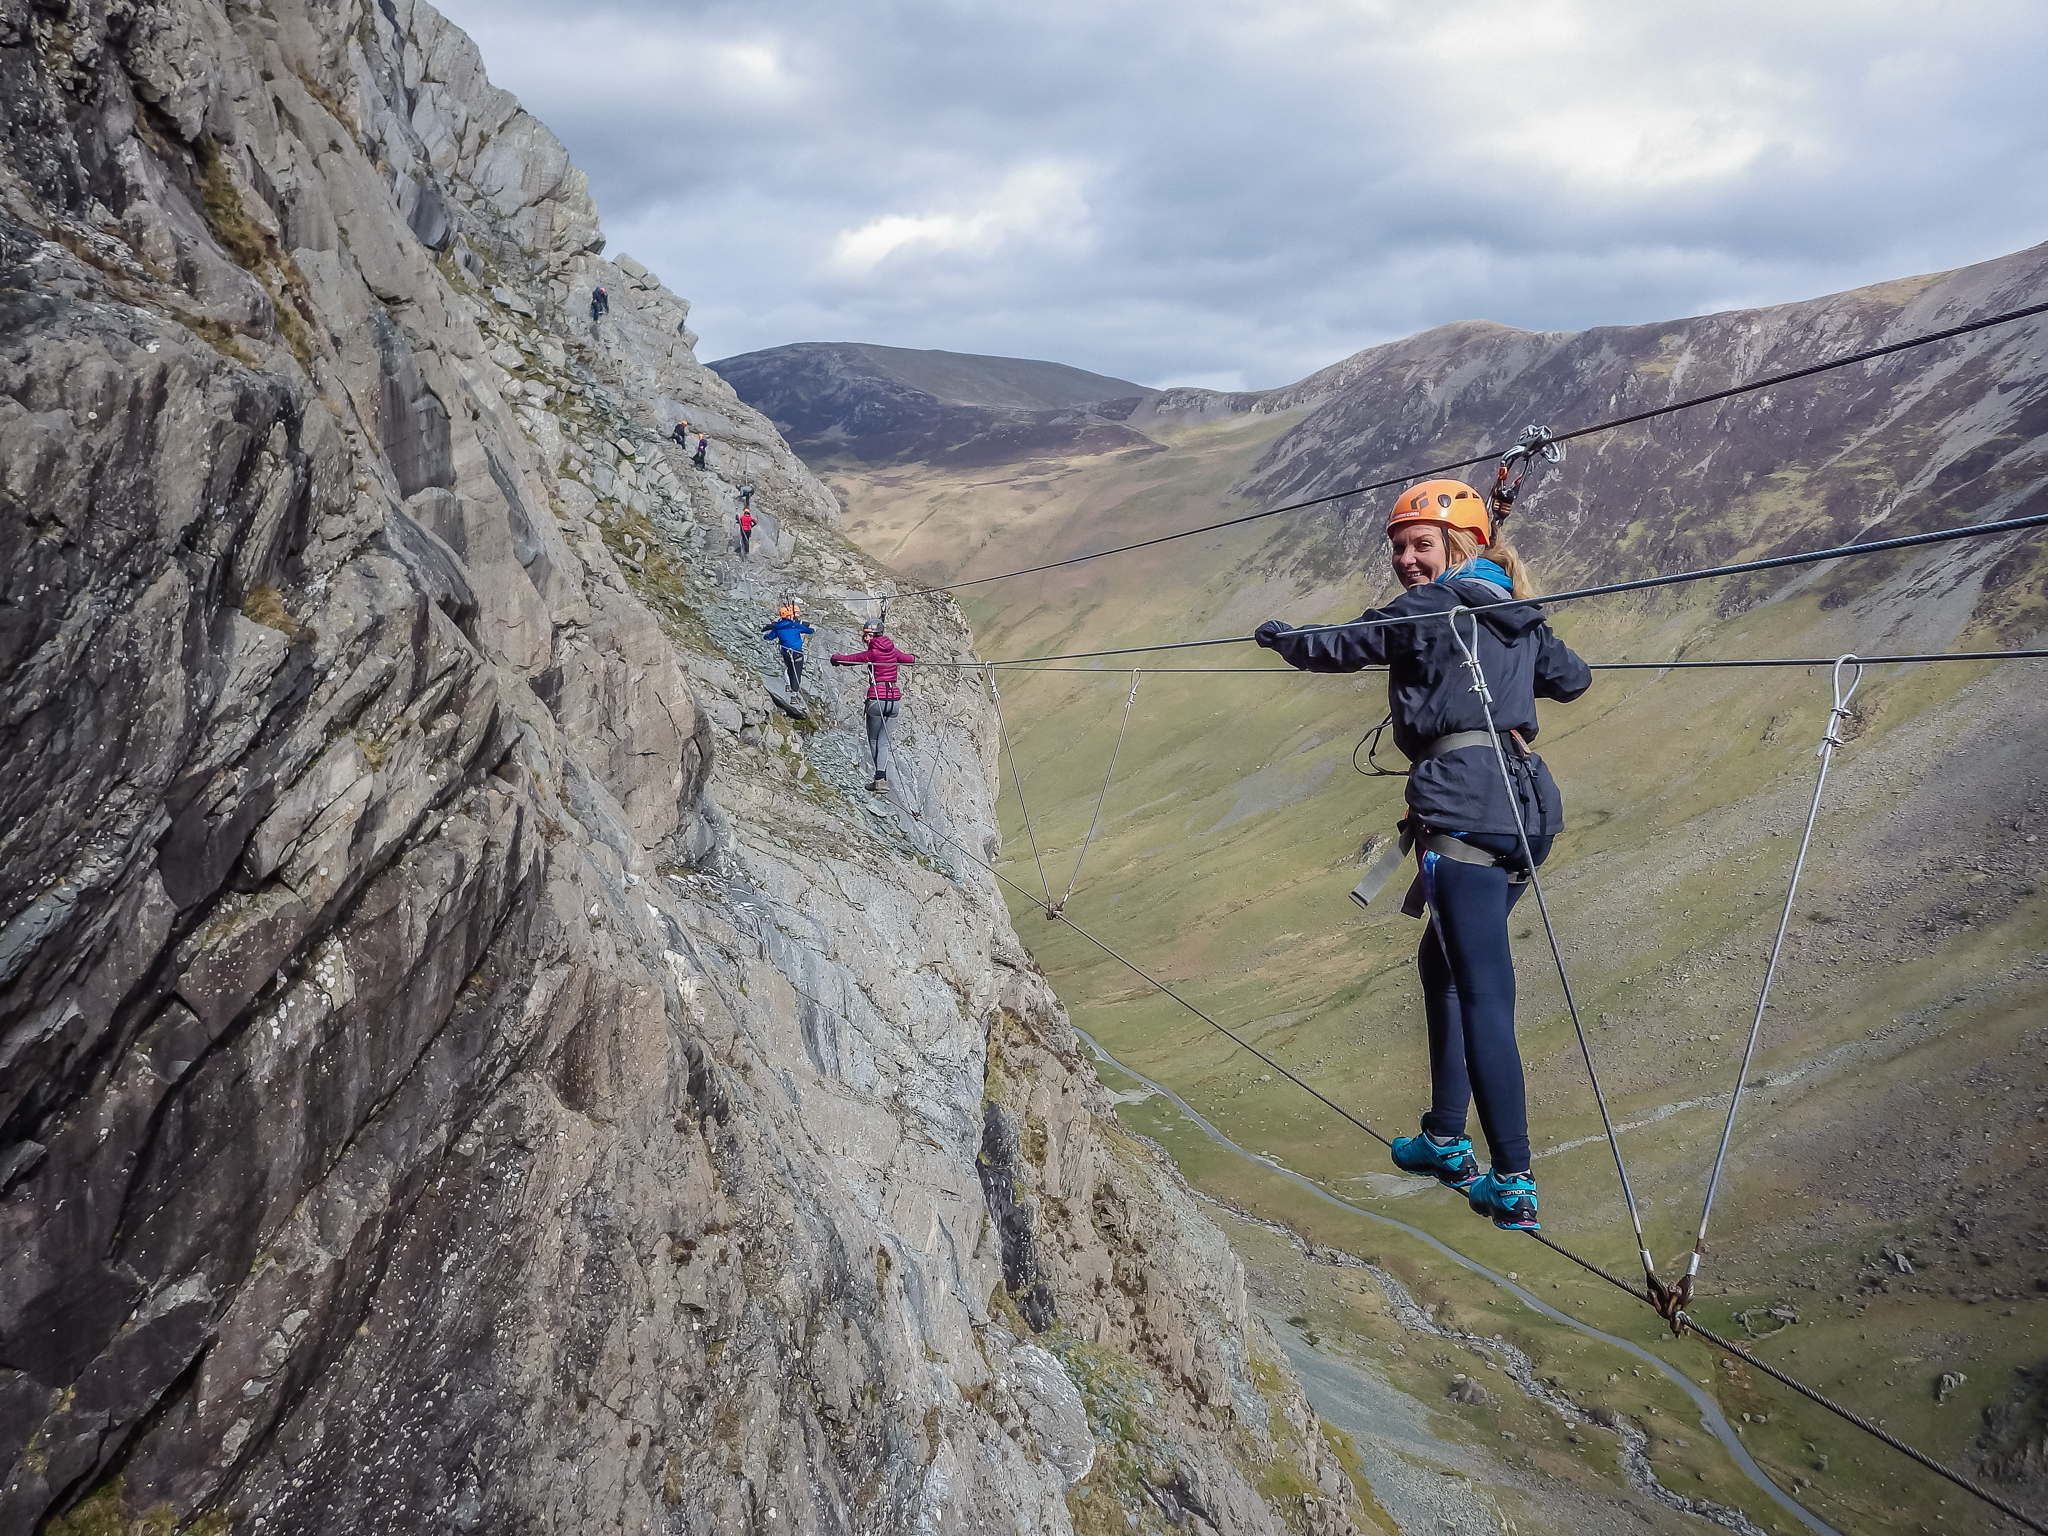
[940,792,2040,1531]
[892,299,2048,599]
[926,648,2046,1531]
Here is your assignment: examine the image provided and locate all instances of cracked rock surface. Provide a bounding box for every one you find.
[0,3,1363,1533]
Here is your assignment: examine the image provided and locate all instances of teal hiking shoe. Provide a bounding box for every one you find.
[1391,1132,1482,1193]
[1468,1169,1540,1230]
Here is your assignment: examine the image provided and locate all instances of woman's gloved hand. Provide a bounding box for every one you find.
[830,657,847,666]
[1253,620,1293,649]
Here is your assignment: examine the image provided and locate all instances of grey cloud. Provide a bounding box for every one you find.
[434,0,2048,388]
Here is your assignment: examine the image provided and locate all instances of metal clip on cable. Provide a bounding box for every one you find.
[1491,424,1564,523]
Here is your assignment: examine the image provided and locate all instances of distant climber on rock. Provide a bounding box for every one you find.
[737,507,756,558]
[590,285,609,321]
[763,603,814,694]
[832,624,919,795]
[1254,479,1590,1233]
[738,483,755,512]
[692,431,709,470]
[672,418,690,446]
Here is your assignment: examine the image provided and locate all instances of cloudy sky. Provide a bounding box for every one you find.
[433,0,2048,390]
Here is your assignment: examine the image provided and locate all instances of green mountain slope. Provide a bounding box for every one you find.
[729,244,2048,1535]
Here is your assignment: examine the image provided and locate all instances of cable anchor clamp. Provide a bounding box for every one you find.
[1645,1271,1690,1325]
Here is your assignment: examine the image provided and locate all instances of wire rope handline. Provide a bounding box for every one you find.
[927,508,2048,667]
[894,299,2048,599]
[1677,657,1863,1315]
[1047,669,1141,920]
[938,648,2048,674]
[982,663,1053,908]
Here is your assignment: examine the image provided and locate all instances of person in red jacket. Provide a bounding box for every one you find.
[737,508,755,557]
[831,624,918,793]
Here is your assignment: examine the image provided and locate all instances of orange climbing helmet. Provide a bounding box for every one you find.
[777,602,800,620]
[1387,479,1492,546]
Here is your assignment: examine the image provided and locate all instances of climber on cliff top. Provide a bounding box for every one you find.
[590,285,609,321]
[832,623,919,795]
[1254,480,1591,1232]
[762,603,814,694]
[737,507,756,558]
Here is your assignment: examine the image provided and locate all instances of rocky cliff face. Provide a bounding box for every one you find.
[0,5,1364,1533]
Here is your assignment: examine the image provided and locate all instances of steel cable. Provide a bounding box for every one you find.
[1675,1315,2048,1535]
[934,648,2048,674]
[922,508,2048,668]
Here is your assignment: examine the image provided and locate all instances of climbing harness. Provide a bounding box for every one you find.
[1490,424,1563,524]
[1675,656,1863,1314]
[1047,670,1140,920]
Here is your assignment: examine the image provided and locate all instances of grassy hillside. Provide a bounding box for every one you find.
[780,251,2048,1535]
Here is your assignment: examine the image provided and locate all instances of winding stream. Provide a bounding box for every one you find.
[1075,1028,1838,1536]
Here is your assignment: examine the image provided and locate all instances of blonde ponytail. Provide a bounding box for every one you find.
[1492,544,1538,599]
[1436,528,1539,599]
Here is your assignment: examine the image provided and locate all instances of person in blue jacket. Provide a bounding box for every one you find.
[1254,479,1591,1231]
[762,603,815,694]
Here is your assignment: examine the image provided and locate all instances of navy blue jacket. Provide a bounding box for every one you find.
[1257,574,1591,835]
[762,618,815,652]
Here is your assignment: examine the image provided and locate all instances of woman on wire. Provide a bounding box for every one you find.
[831,622,919,795]
[1254,480,1590,1231]
[761,603,814,694]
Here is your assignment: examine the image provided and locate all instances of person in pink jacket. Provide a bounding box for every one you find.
[831,625,919,793]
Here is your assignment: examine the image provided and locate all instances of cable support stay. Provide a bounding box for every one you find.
[1444,611,1666,1300]
[1679,658,1863,1314]
[1048,670,1141,920]
[892,300,2048,599]
[982,664,1053,908]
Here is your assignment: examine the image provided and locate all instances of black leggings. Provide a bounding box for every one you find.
[1417,831,1551,1173]
[780,648,803,691]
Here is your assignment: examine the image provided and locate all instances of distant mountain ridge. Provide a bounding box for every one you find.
[709,341,1162,465]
